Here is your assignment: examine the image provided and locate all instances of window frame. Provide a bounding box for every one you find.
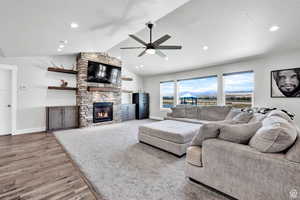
[159,80,176,110]
[222,70,255,108]
[177,75,218,106]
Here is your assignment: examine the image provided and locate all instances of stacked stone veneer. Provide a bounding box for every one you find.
[76,52,122,127]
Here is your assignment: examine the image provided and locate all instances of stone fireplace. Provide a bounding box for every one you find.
[76,52,122,127]
[93,102,113,123]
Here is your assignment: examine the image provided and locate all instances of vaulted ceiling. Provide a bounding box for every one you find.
[0,0,189,57]
[108,0,300,76]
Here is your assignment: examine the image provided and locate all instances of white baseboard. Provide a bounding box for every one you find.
[149,116,164,121]
[14,127,46,135]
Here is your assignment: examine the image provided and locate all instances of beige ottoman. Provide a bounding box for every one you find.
[138,120,201,156]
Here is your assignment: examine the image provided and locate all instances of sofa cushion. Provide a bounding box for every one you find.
[286,122,300,163]
[249,116,298,153]
[191,123,221,146]
[225,108,242,121]
[199,106,232,121]
[186,146,202,167]
[170,106,186,118]
[185,106,199,119]
[219,122,262,144]
[139,120,201,144]
[231,112,253,124]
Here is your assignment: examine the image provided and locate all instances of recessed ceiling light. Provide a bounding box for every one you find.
[203,46,208,51]
[70,22,79,29]
[57,48,62,52]
[269,25,280,32]
[117,56,121,59]
[59,44,65,48]
[140,65,144,68]
[165,57,169,61]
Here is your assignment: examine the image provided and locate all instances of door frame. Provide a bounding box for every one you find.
[0,64,17,134]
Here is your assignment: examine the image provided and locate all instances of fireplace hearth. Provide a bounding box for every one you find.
[93,102,113,123]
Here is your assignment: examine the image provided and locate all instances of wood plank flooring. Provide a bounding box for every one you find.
[0,133,99,200]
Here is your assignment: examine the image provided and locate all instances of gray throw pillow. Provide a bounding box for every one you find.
[248,113,266,123]
[191,123,221,146]
[225,108,242,121]
[231,112,253,124]
[249,116,298,153]
[219,122,262,144]
[267,110,292,122]
[286,121,300,163]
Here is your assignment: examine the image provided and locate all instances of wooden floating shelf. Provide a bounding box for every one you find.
[48,67,78,74]
[48,86,77,91]
[122,90,133,93]
[121,77,133,81]
[87,86,121,93]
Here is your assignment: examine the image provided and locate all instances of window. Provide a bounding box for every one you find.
[178,76,218,106]
[223,71,254,108]
[160,81,175,108]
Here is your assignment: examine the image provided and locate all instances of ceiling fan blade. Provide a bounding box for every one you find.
[120,47,146,49]
[155,50,167,58]
[156,45,182,50]
[152,34,171,47]
[129,34,147,46]
[138,49,147,57]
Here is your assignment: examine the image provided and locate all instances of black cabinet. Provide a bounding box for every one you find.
[121,104,136,121]
[133,93,149,119]
[46,106,79,131]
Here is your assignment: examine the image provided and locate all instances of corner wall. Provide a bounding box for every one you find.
[143,49,300,125]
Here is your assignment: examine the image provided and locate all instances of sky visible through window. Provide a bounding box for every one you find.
[179,76,217,97]
[224,72,254,93]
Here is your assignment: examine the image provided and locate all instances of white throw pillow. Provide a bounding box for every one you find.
[249,116,297,153]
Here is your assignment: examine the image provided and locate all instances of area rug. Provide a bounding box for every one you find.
[54,120,230,200]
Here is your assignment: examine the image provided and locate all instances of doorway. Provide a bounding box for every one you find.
[0,64,17,135]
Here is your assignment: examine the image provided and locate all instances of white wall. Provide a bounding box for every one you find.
[143,49,300,125]
[121,67,144,104]
[0,55,143,134]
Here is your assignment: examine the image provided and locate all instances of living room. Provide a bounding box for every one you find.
[0,0,300,200]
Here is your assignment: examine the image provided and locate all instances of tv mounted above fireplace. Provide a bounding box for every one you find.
[87,61,121,84]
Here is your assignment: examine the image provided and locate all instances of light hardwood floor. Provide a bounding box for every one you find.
[0,132,99,200]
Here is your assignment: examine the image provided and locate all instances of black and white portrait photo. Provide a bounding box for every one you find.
[271,68,300,97]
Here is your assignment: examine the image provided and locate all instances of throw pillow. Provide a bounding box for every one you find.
[249,116,298,153]
[286,121,300,163]
[191,123,221,146]
[231,112,253,124]
[225,108,242,121]
[267,110,292,122]
[248,113,266,123]
[219,122,262,144]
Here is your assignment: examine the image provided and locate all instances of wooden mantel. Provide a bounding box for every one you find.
[87,86,121,93]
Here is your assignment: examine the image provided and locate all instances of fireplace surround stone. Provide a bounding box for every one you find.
[76,52,122,127]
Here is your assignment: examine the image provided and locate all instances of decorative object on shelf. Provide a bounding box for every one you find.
[72,63,77,71]
[121,77,133,81]
[271,68,300,97]
[60,80,68,87]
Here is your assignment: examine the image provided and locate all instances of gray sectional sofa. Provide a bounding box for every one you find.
[165,105,300,200]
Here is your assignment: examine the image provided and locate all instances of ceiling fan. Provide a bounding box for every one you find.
[120,22,182,58]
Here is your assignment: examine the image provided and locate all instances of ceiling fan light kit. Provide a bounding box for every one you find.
[121,22,182,58]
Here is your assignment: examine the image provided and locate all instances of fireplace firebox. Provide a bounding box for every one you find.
[93,102,113,123]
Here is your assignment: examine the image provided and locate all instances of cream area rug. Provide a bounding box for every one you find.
[54,120,230,200]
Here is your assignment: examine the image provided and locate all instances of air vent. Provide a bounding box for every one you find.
[0,48,5,57]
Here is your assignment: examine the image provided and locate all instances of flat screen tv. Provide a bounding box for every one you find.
[87,61,121,84]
